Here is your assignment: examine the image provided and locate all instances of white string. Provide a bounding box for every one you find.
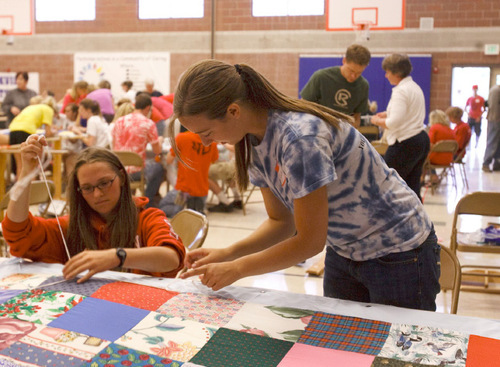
[36,155,72,261]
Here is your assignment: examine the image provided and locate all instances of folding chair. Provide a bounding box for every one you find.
[170,209,209,251]
[439,244,461,314]
[450,192,500,295]
[0,180,56,257]
[422,140,459,194]
[453,149,469,191]
[357,125,380,142]
[371,141,389,156]
[113,151,145,196]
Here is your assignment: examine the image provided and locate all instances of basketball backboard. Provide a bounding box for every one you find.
[0,0,33,35]
[326,0,405,31]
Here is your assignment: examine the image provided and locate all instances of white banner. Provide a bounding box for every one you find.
[0,72,40,102]
[74,52,171,100]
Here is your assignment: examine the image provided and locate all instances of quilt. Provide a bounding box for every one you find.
[0,272,495,367]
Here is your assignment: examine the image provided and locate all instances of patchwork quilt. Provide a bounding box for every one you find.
[0,272,497,367]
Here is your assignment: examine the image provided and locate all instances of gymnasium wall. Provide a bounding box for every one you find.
[0,0,499,113]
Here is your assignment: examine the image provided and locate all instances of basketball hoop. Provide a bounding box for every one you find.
[353,22,372,42]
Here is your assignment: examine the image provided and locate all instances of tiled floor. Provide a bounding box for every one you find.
[202,131,500,320]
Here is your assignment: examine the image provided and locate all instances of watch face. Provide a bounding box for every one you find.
[117,248,127,266]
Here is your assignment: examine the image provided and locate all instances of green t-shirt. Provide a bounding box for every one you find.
[300,66,369,115]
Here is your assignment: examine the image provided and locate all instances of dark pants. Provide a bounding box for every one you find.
[9,130,31,175]
[468,116,482,137]
[323,228,440,311]
[384,130,430,201]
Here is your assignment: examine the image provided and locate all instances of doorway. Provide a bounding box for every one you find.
[451,66,491,117]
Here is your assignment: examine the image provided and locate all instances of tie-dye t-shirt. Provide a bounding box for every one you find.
[248,110,432,261]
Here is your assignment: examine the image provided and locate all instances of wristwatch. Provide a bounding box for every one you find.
[116,248,127,268]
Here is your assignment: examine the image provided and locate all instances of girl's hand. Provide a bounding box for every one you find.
[62,249,120,283]
[19,135,47,175]
[180,261,242,291]
[183,247,229,270]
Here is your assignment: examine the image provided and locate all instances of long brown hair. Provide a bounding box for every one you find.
[66,147,138,257]
[170,59,349,192]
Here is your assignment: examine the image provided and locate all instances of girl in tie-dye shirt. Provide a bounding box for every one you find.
[172,60,440,311]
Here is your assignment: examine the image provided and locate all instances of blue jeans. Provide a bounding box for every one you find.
[323,229,440,311]
[159,189,207,218]
[130,160,165,208]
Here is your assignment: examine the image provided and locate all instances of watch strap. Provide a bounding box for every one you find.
[116,248,127,268]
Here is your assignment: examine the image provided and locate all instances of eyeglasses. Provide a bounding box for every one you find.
[78,175,118,195]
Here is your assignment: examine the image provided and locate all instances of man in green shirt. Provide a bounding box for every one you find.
[300,44,371,128]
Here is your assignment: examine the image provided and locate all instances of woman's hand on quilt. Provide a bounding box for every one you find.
[62,249,119,283]
[183,247,229,270]
[180,261,242,291]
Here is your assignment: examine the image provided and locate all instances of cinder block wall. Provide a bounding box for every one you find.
[0,0,499,112]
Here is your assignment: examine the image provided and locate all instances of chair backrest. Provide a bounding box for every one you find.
[439,244,461,314]
[371,141,388,156]
[170,209,209,251]
[430,140,459,155]
[113,150,145,195]
[357,125,380,141]
[0,180,56,221]
[450,191,500,253]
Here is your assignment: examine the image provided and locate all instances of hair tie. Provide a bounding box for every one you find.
[234,64,242,75]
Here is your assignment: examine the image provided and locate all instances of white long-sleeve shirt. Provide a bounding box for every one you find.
[385,76,426,145]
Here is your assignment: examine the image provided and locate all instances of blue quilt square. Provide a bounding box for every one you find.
[47,297,149,341]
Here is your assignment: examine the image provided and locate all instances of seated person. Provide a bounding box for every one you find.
[160,129,218,217]
[79,99,110,148]
[446,106,471,160]
[428,109,455,165]
[2,137,185,280]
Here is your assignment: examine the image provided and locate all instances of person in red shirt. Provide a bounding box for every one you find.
[2,137,185,281]
[59,81,89,114]
[428,109,456,165]
[464,85,485,144]
[160,130,219,217]
[446,106,471,159]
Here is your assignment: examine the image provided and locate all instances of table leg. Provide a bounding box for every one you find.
[53,139,63,199]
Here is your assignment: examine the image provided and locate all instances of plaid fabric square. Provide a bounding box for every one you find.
[157,293,244,326]
[38,276,115,297]
[189,327,293,367]
[298,312,390,355]
[91,282,179,311]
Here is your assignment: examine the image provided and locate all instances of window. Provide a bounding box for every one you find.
[253,0,324,17]
[138,0,204,19]
[36,0,96,21]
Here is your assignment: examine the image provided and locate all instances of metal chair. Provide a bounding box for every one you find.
[450,191,500,295]
[170,209,209,251]
[370,141,389,156]
[357,125,380,142]
[0,180,56,257]
[453,149,469,191]
[113,151,145,196]
[422,140,459,194]
[439,244,461,314]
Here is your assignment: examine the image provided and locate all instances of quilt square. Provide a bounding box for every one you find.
[0,341,85,366]
[0,317,37,351]
[0,290,85,325]
[20,324,111,362]
[84,343,183,366]
[298,312,390,355]
[48,297,149,342]
[157,293,244,327]
[465,334,500,367]
[189,327,293,367]
[378,324,468,366]
[224,303,314,342]
[116,311,218,362]
[371,356,439,366]
[37,276,115,297]
[277,342,375,366]
[91,282,179,311]
[0,274,52,291]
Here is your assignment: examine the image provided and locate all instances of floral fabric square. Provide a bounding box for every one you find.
[277,342,375,367]
[371,356,439,366]
[0,317,37,352]
[20,324,111,362]
[0,274,52,291]
[48,297,149,342]
[91,282,179,311]
[224,303,314,342]
[83,343,183,366]
[298,312,390,355]
[117,312,218,362]
[378,324,468,366]
[460,334,500,367]
[0,341,85,366]
[0,291,23,306]
[157,293,244,327]
[189,327,293,367]
[38,276,115,297]
[0,290,84,325]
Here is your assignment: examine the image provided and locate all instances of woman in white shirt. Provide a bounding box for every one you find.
[371,54,430,201]
[79,99,110,148]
